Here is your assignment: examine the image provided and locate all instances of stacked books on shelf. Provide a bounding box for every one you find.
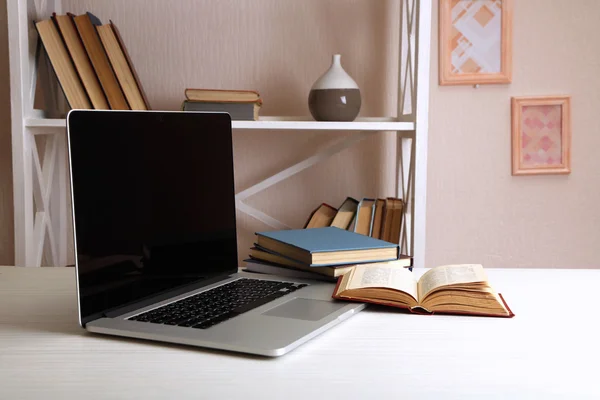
[35,12,150,111]
[304,196,405,243]
[181,89,262,120]
[243,226,412,282]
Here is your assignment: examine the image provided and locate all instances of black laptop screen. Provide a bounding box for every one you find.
[68,111,238,325]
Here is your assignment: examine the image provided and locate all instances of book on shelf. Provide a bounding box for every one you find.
[73,12,130,110]
[52,13,108,109]
[97,20,149,110]
[354,198,376,236]
[255,226,399,267]
[182,100,260,120]
[185,88,261,103]
[381,197,403,244]
[304,203,337,229]
[330,197,359,230]
[333,263,514,318]
[34,18,92,109]
[370,199,386,239]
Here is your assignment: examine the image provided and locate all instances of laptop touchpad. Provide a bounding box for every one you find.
[262,298,347,321]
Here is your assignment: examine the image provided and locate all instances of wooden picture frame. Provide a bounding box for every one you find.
[439,0,513,85]
[511,96,572,176]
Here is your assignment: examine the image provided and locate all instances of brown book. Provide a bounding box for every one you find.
[185,88,261,103]
[333,263,514,318]
[380,197,403,243]
[249,247,411,278]
[370,199,386,239]
[35,19,92,109]
[330,197,359,230]
[73,12,129,110]
[380,198,395,242]
[249,247,352,278]
[354,198,375,236]
[389,198,404,244]
[304,203,337,229]
[97,21,148,110]
[52,13,108,109]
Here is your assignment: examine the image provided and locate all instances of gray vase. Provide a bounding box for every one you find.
[308,54,361,122]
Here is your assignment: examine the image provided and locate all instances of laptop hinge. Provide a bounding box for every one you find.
[102,272,235,319]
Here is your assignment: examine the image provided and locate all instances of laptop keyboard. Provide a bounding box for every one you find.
[128,278,308,329]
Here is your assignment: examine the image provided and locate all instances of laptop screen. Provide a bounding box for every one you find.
[68,110,238,325]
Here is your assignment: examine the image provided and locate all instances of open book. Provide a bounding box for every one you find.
[332,263,514,317]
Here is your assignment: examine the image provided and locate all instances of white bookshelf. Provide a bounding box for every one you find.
[8,0,432,268]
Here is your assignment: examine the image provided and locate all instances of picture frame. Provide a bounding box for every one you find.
[511,96,572,176]
[439,0,513,85]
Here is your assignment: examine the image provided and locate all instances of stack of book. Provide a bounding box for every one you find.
[244,226,412,282]
[181,89,262,120]
[35,12,149,110]
[304,196,404,243]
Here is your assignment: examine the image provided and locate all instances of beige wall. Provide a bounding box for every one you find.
[0,0,14,265]
[2,1,599,268]
[426,0,600,268]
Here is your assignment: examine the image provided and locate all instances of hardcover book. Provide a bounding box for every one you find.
[354,198,375,236]
[182,100,260,120]
[330,197,359,230]
[333,263,514,317]
[52,13,108,109]
[73,12,129,109]
[255,226,399,267]
[304,203,337,229]
[35,18,92,109]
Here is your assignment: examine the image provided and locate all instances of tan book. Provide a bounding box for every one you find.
[333,263,514,318]
[52,13,108,109]
[249,247,351,278]
[330,197,359,230]
[354,198,375,236]
[249,247,411,278]
[389,198,404,245]
[35,19,92,109]
[370,199,386,239]
[380,198,395,242]
[304,203,337,229]
[97,21,148,110]
[73,12,129,110]
[185,88,261,103]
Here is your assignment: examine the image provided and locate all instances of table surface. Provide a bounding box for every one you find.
[1,266,599,399]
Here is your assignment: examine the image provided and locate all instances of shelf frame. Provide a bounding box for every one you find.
[8,0,432,268]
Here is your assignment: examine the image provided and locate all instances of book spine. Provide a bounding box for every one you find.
[182,101,255,120]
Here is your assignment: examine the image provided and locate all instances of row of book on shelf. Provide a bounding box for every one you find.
[244,196,408,281]
[36,11,149,111]
[242,196,514,318]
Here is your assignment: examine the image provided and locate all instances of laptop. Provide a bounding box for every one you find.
[66,110,365,357]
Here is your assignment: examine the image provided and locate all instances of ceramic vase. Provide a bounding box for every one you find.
[308,54,361,121]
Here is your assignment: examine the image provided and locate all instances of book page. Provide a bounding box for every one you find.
[346,263,417,300]
[417,264,488,301]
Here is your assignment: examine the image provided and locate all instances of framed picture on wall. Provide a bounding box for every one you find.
[439,0,513,85]
[511,96,572,176]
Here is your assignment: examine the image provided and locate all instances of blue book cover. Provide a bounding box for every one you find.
[256,227,399,266]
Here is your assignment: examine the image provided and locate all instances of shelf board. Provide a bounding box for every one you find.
[25,116,414,131]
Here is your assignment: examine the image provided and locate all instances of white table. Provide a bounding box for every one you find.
[0,266,599,399]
